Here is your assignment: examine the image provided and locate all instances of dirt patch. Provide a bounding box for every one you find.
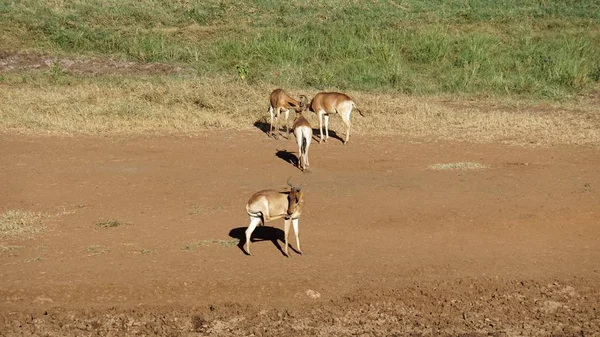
[2,279,598,336]
[0,133,599,336]
[0,51,195,77]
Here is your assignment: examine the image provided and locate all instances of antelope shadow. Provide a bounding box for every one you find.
[311,128,343,143]
[229,226,301,257]
[254,120,292,139]
[253,120,270,136]
[275,149,298,167]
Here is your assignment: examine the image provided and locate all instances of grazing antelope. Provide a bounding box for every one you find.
[308,92,364,144]
[292,110,313,171]
[245,178,304,257]
[268,89,306,139]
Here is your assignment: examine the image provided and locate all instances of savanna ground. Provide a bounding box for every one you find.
[1,53,599,336]
[1,1,600,336]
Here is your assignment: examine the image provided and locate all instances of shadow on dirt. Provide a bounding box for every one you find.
[229,226,301,257]
[254,120,293,140]
[311,128,343,143]
[275,149,298,168]
[253,120,271,136]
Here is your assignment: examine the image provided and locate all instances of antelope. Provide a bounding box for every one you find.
[292,110,313,171]
[308,92,364,144]
[245,178,304,257]
[268,89,306,139]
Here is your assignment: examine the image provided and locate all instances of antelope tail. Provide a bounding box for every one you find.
[353,103,365,117]
[301,136,307,156]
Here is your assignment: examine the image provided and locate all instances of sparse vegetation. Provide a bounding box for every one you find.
[0,244,25,254]
[189,205,227,215]
[0,210,47,238]
[428,162,488,170]
[188,206,204,215]
[86,245,110,255]
[96,220,125,228]
[183,239,238,251]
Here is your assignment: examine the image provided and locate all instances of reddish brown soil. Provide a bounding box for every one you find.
[1,132,599,336]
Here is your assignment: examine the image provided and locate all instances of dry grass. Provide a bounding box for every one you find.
[183,239,238,250]
[1,75,599,146]
[85,245,110,256]
[0,210,47,239]
[427,162,488,170]
[96,220,126,228]
[0,244,25,254]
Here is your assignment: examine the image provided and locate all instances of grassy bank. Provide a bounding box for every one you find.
[2,0,599,98]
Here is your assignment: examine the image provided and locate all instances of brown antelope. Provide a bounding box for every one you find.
[292,110,313,171]
[308,92,364,144]
[268,89,306,139]
[245,178,305,257]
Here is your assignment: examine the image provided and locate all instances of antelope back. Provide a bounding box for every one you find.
[270,89,301,109]
[310,92,352,113]
[293,112,311,129]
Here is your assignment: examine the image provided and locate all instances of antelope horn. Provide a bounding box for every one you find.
[286,177,294,188]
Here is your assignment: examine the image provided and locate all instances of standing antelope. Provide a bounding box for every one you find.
[292,110,313,171]
[268,89,306,139]
[308,92,364,144]
[245,178,305,257]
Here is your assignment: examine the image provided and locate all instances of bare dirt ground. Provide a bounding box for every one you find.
[1,131,599,336]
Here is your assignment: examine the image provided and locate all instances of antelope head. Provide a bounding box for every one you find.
[296,95,309,113]
[286,177,304,217]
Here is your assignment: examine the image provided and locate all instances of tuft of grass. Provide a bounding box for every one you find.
[189,204,227,215]
[0,210,47,238]
[183,239,238,251]
[85,245,110,255]
[0,244,25,254]
[428,162,489,170]
[188,206,204,215]
[96,220,125,228]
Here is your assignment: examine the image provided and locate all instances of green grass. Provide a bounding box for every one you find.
[2,0,599,99]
